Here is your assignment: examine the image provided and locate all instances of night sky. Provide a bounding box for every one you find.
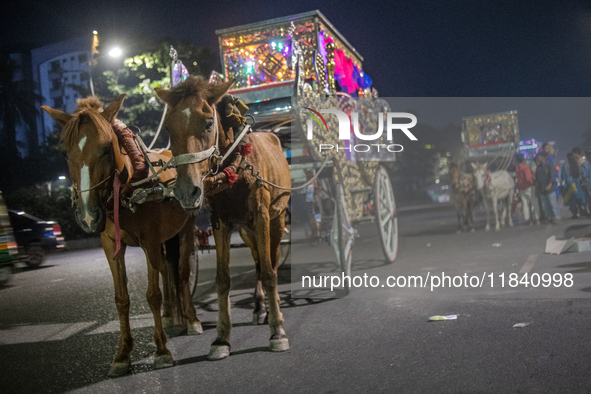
[3,0,591,153]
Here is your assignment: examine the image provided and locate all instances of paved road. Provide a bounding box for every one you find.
[2,204,591,393]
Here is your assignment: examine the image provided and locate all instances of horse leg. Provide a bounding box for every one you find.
[208,217,233,361]
[468,199,475,232]
[507,193,514,227]
[500,195,507,227]
[257,206,289,352]
[456,204,463,233]
[159,244,173,328]
[144,243,174,369]
[101,232,133,377]
[178,217,203,335]
[239,228,267,325]
[493,194,501,231]
[482,192,490,231]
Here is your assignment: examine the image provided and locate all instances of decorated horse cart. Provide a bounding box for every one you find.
[462,110,520,171]
[213,10,399,286]
[460,111,520,231]
[40,11,400,375]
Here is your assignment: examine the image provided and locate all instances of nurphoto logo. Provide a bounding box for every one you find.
[302,107,418,153]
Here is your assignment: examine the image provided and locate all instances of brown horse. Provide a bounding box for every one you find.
[155,77,291,360]
[449,162,476,232]
[42,96,202,376]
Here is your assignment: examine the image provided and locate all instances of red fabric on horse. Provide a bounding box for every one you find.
[238,142,252,156]
[112,119,149,188]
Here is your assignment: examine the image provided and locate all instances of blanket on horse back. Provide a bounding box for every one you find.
[111,95,252,211]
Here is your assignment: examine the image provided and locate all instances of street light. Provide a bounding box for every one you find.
[89,31,122,97]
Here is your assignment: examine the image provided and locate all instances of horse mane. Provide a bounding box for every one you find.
[167,76,209,106]
[61,97,112,150]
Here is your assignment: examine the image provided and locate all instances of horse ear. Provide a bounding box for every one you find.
[101,94,126,122]
[470,162,476,169]
[155,88,172,105]
[206,80,235,105]
[41,106,72,127]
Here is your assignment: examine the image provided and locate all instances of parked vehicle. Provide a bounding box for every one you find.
[0,193,18,284]
[8,210,65,268]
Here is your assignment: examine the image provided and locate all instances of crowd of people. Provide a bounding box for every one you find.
[515,143,591,225]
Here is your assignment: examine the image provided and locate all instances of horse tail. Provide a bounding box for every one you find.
[164,234,180,281]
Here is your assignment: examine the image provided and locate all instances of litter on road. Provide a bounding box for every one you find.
[545,236,591,254]
[513,322,531,328]
[429,315,458,321]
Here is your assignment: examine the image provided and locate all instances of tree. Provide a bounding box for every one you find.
[93,38,219,148]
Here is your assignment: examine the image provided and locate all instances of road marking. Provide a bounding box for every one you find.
[519,254,538,273]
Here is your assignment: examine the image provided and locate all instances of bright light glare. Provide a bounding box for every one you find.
[58,176,66,180]
[109,47,122,57]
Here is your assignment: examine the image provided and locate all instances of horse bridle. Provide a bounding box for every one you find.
[129,102,252,189]
[170,106,221,173]
[70,170,117,204]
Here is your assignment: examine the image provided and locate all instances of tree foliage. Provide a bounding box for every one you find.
[93,38,219,148]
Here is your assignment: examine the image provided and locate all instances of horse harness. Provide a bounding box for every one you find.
[109,95,255,213]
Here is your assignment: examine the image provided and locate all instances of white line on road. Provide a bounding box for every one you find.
[519,254,538,273]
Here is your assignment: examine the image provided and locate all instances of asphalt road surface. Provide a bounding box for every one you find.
[2,203,591,393]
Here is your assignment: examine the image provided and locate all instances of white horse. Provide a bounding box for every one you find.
[472,162,515,231]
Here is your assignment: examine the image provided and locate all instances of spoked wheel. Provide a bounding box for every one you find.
[331,184,354,290]
[278,209,291,268]
[188,250,199,295]
[374,165,398,263]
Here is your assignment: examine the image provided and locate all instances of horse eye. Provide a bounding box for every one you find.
[205,119,213,131]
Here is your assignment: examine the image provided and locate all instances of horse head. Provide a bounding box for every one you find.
[471,161,489,191]
[42,95,126,233]
[155,77,235,210]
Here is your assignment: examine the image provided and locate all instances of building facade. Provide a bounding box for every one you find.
[31,35,93,146]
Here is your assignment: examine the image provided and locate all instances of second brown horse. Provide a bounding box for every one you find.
[156,77,291,360]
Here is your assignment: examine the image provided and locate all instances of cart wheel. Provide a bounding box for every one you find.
[188,250,199,295]
[374,165,398,263]
[331,184,354,289]
[278,209,291,268]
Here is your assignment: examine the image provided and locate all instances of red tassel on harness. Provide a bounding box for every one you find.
[113,172,121,258]
[223,168,238,185]
[238,143,252,156]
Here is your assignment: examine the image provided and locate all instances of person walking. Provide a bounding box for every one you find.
[573,147,591,216]
[561,153,587,218]
[536,153,558,224]
[515,153,539,225]
[543,142,561,199]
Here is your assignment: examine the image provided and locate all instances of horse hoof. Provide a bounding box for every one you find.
[187,321,203,335]
[154,354,175,369]
[208,344,231,360]
[470,228,475,233]
[108,362,131,377]
[485,226,490,232]
[509,223,514,227]
[456,230,462,234]
[495,227,500,232]
[270,335,289,352]
[162,317,173,328]
[253,312,267,325]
